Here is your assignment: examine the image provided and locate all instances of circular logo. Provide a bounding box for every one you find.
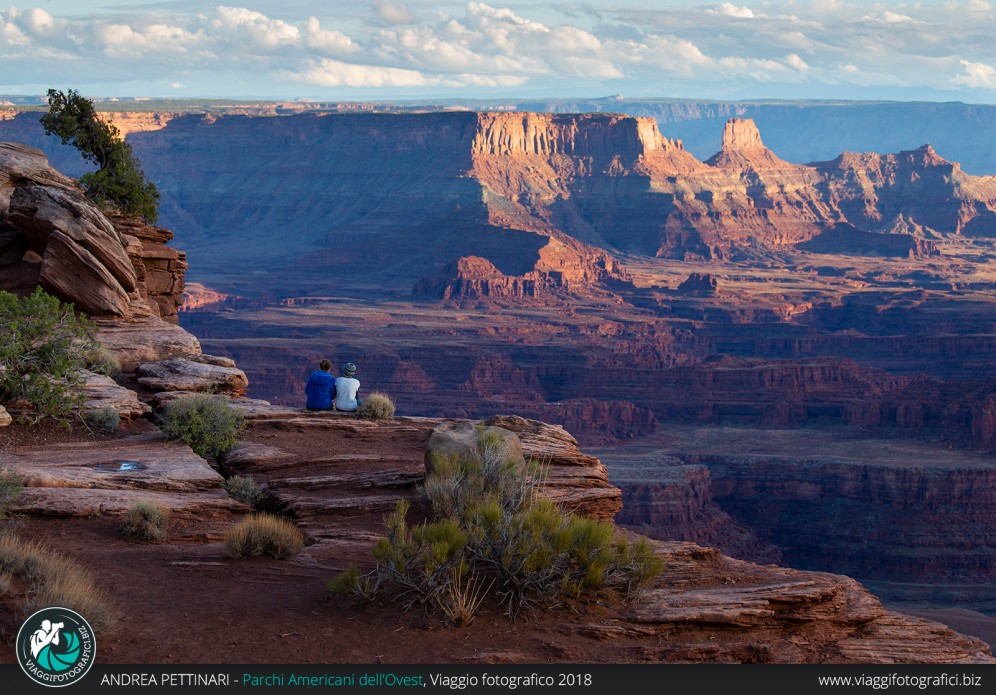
[15,607,96,687]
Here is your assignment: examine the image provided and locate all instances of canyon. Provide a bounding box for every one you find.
[2,107,996,645]
[4,141,993,664]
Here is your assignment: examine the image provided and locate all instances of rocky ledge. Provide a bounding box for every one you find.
[5,402,991,663]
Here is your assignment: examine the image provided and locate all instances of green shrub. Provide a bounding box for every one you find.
[0,288,96,420]
[326,563,363,596]
[224,475,264,506]
[157,394,246,459]
[85,345,121,379]
[224,514,305,560]
[0,466,24,524]
[119,501,170,542]
[0,535,117,633]
[340,423,664,622]
[83,406,120,433]
[357,392,395,420]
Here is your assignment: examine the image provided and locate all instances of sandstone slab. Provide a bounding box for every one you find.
[0,404,10,427]
[95,316,201,371]
[9,432,223,492]
[13,488,243,519]
[81,369,151,420]
[137,356,249,396]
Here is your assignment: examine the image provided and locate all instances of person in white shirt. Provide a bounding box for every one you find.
[334,362,361,411]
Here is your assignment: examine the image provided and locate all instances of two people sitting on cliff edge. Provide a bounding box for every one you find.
[304,360,361,412]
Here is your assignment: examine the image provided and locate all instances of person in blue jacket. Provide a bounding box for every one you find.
[304,359,335,411]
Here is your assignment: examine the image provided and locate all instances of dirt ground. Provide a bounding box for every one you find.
[0,420,653,665]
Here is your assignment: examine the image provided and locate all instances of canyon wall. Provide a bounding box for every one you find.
[4,111,996,290]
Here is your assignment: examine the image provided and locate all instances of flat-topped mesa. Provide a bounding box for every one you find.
[722,117,766,152]
[706,118,796,170]
[472,112,698,171]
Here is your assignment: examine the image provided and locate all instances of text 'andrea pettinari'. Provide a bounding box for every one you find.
[100,673,231,686]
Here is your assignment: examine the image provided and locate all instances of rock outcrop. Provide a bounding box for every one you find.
[0,142,187,321]
[8,432,243,518]
[136,355,249,397]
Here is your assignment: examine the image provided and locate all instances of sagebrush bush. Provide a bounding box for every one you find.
[0,466,24,522]
[0,535,117,632]
[83,405,120,433]
[224,514,305,560]
[357,392,395,420]
[157,394,246,459]
[0,288,96,420]
[119,501,170,542]
[224,475,264,506]
[86,346,122,379]
[332,423,664,623]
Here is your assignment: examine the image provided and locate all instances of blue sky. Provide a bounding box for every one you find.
[2,1,995,102]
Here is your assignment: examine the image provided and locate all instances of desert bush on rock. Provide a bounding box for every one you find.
[119,501,170,542]
[357,392,395,420]
[0,466,24,526]
[0,535,117,632]
[331,423,663,623]
[85,345,121,379]
[224,514,305,560]
[157,394,245,459]
[0,288,97,420]
[83,405,120,433]
[224,475,264,507]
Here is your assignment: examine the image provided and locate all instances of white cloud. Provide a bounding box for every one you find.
[863,11,920,24]
[20,8,55,35]
[289,58,431,87]
[0,1,995,99]
[373,0,417,25]
[953,60,996,89]
[711,3,755,19]
[785,53,809,71]
[304,17,357,55]
[211,6,300,50]
[0,21,29,46]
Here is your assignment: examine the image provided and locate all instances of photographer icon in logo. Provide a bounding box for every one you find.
[16,607,96,687]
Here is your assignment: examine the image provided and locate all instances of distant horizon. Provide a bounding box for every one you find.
[3,2,996,103]
[3,94,995,108]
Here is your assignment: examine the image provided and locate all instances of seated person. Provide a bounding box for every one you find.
[334,362,361,412]
[304,359,335,411]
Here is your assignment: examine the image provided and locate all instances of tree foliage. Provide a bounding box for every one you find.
[40,88,159,222]
[0,288,98,420]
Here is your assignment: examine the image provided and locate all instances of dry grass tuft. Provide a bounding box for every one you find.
[357,392,395,420]
[0,535,117,633]
[224,514,305,560]
[119,501,170,542]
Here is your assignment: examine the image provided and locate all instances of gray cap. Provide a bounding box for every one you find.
[343,362,356,377]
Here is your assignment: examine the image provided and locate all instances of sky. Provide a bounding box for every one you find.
[1,1,995,102]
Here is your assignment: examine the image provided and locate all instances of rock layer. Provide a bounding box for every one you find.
[0,142,187,320]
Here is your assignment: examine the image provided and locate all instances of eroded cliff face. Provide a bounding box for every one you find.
[0,143,186,322]
[4,111,993,294]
